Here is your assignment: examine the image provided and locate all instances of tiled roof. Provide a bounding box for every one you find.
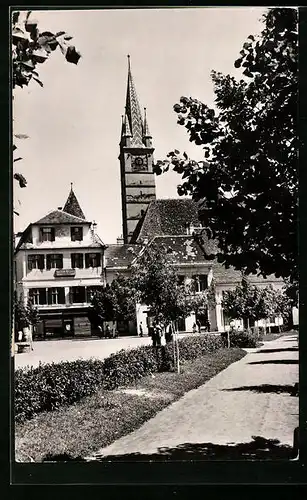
[34,210,90,225]
[63,187,86,219]
[105,244,140,268]
[90,232,105,248]
[135,198,203,242]
[212,263,283,285]
[148,235,216,264]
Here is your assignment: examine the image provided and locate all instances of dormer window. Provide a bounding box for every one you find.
[40,227,55,242]
[71,226,83,241]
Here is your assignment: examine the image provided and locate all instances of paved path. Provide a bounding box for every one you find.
[14,336,152,369]
[14,333,192,369]
[90,333,299,458]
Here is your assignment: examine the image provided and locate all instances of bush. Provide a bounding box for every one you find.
[15,334,223,423]
[221,329,258,348]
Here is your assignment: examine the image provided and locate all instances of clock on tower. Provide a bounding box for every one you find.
[131,155,148,172]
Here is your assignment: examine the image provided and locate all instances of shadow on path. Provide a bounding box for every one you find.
[42,437,295,462]
[255,347,298,354]
[222,384,298,395]
[248,359,298,365]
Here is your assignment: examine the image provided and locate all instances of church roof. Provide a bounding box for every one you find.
[135,198,203,242]
[34,209,90,225]
[124,56,145,148]
[63,185,86,219]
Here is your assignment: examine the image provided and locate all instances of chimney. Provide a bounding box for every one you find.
[92,221,97,233]
[117,235,124,245]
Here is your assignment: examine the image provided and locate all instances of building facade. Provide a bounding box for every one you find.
[15,186,106,339]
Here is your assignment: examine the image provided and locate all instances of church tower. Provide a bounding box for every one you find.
[119,55,156,243]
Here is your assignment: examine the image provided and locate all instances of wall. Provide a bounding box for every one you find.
[29,223,92,248]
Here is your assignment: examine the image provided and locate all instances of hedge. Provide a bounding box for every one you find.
[15,334,223,423]
[221,329,259,348]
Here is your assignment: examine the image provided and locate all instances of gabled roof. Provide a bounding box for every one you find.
[34,209,90,225]
[63,185,86,219]
[135,198,203,242]
[90,232,106,248]
[105,244,140,268]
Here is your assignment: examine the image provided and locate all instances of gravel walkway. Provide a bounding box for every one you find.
[88,333,299,459]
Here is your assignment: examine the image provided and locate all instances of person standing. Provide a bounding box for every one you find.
[165,323,174,343]
[155,322,162,346]
[192,322,197,334]
[139,322,143,337]
[196,319,201,333]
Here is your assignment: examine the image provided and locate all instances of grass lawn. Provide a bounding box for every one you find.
[15,347,246,463]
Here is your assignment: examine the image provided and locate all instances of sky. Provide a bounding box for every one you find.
[13,7,266,243]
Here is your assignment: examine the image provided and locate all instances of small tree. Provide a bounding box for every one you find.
[222,277,268,330]
[89,276,136,331]
[14,293,29,337]
[131,243,196,373]
[273,287,294,330]
[26,297,40,328]
[110,275,137,324]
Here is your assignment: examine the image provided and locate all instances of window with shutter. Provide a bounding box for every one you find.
[28,254,45,271]
[85,253,101,268]
[71,253,83,269]
[40,227,55,242]
[47,254,63,269]
[71,227,83,241]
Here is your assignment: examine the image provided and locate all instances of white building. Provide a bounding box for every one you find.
[14,186,106,338]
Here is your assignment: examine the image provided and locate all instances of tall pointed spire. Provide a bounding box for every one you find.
[125,55,144,147]
[63,184,86,220]
[143,107,151,138]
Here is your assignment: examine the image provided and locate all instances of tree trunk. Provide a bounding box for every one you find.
[227,329,230,349]
[286,310,294,330]
[174,322,180,374]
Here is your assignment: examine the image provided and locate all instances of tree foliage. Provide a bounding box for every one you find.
[14,293,39,332]
[131,243,195,327]
[12,10,81,89]
[154,8,298,287]
[221,277,293,328]
[89,277,136,325]
[221,277,268,328]
[12,10,81,212]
